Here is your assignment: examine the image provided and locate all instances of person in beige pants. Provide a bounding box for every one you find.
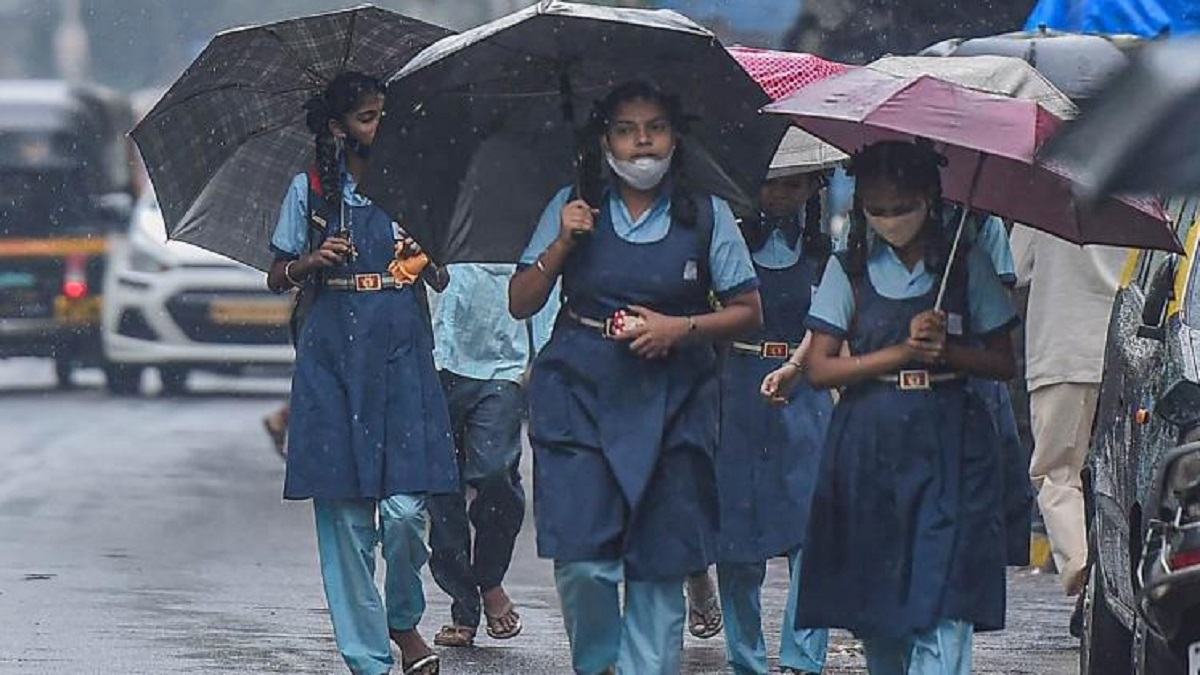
[1011,225,1127,596]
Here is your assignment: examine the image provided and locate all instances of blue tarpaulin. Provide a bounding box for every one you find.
[1025,0,1200,36]
[654,0,803,45]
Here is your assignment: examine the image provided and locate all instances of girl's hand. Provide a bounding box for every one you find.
[307,235,351,269]
[395,236,423,259]
[558,199,597,245]
[761,364,802,406]
[907,309,947,364]
[613,305,690,359]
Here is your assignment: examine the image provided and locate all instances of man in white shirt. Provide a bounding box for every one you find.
[1010,224,1128,597]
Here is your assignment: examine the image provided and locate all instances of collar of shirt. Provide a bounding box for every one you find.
[340,164,372,208]
[753,226,804,269]
[866,238,935,298]
[605,182,675,242]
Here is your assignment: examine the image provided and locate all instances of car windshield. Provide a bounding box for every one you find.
[0,169,95,237]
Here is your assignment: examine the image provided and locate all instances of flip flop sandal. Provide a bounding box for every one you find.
[433,624,476,648]
[687,593,723,639]
[484,603,523,640]
[402,653,439,675]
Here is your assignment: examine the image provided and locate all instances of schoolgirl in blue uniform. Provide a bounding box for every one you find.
[508,81,763,675]
[266,72,458,675]
[714,159,833,675]
[787,140,1018,674]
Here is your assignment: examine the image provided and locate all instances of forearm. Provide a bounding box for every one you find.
[509,238,571,319]
[421,262,450,292]
[268,257,311,293]
[687,301,760,343]
[942,343,1015,381]
[806,344,910,389]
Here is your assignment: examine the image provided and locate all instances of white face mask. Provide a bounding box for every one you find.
[606,148,674,191]
[866,204,928,249]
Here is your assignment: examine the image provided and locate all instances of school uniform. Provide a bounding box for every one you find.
[272,169,458,675]
[520,183,758,675]
[713,217,831,675]
[800,239,1017,675]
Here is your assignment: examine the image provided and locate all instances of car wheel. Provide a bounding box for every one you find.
[103,363,143,396]
[54,357,75,389]
[1081,562,1134,675]
[159,366,189,396]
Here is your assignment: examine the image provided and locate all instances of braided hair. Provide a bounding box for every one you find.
[843,140,959,281]
[582,80,702,228]
[303,72,386,208]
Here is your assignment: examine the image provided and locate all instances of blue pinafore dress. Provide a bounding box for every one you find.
[284,193,458,501]
[715,250,832,563]
[797,257,1006,638]
[528,192,720,581]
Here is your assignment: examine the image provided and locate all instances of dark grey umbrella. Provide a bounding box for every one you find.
[363,0,788,265]
[131,5,451,271]
[1045,38,1200,200]
[921,27,1139,100]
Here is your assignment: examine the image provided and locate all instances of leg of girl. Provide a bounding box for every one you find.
[380,495,436,670]
[555,560,623,675]
[779,549,829,674]
[618,576,687,675]
[715,561,769,674]
[314,499,393,675]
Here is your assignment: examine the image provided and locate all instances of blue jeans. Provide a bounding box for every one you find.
[861,620,974,675]
[717,549,829,674]
[428,372,526,628]
[555,560,686,675]
[313,495,429,675]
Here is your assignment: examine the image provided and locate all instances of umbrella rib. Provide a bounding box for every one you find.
[139,83,316,127]
[261,26,330,89]
[338,9,359,73]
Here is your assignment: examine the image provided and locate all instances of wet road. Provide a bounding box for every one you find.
[0,360,1080,674]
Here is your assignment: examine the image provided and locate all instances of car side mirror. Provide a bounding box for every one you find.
[1138,256,1179,341]
[95,192,134,229]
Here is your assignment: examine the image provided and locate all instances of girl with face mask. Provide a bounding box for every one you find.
[764,140,1018,675]
[508,81,763,675]
[265,72,456,675]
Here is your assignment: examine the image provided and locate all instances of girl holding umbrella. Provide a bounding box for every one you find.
[764,140,1017,674]
[509,80,763,675]
[266,71,457,675]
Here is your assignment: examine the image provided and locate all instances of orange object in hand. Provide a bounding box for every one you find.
[389,252,429,285]
[1135,408,1152,425]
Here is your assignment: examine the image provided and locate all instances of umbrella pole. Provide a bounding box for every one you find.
[934,154,985,312]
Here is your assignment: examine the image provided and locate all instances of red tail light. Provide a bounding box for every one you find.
[63,254,88,299]
[1170,548,1200,570]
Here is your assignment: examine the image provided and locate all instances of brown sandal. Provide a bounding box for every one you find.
[484,603,523,640]
[401,654,440,675]
[433,624,476,648]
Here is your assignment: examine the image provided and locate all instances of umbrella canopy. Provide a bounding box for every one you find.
[869,54,1079,120]
[728,46,851,174]
[131,5,451,271]
[920,27,1136,100]
[764,66,1178,252]
[363,0,787,265]
[1044,38,1200,200]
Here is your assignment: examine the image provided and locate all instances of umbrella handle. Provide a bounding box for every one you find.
[934,154,986,312]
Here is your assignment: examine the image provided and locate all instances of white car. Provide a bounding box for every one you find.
[100,191,294,395]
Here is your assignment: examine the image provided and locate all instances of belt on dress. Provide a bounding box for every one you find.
[323,273,400,292]
[874,369,965,391]
[730,340,799,359]
[567,308,619,338]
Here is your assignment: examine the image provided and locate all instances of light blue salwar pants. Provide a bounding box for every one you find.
[861,620,974,675]
[313,495,429,675]
[717,548,829,674]
[554,560,687,675]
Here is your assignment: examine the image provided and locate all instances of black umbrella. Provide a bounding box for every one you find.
[1045,38,1200,200]
[131,5,451,271]
[921,26,1139,100]
[363,0,788,265]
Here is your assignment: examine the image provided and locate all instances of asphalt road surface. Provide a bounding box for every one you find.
[0,359,1080,674]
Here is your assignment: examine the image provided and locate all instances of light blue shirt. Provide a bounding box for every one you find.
[271,169,375,257]
[520,185,758,299]
[751,217,806,270]
[807,241,1017,339]
[430,263,560,383]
